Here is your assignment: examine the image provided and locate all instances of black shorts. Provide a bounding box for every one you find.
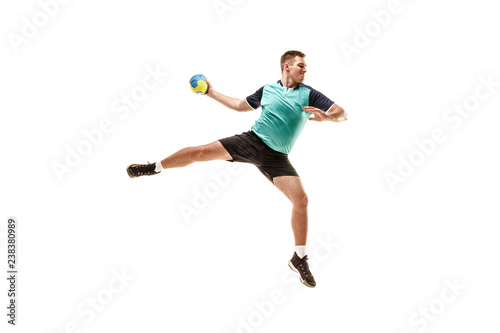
[218,130,299,183]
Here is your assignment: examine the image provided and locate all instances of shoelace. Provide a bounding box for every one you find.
[297,256,311,278]
[135,162,154,175]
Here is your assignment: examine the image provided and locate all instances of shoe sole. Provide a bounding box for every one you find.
[126,165,138,178]
[288,260,316,288]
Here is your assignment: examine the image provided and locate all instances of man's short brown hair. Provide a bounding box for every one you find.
[280,50,306,73]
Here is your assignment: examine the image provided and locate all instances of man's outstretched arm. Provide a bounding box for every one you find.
[205,80,254,112]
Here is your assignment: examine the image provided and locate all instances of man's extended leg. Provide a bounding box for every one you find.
[160,141,232,169]
[273,175,316,288]
[127,141,232,178]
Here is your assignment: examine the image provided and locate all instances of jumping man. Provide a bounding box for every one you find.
[127,50,347,288]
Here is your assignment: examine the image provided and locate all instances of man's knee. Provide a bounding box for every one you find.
[192,145,211,161]
[293,191,308,208]
[298,193,308,208]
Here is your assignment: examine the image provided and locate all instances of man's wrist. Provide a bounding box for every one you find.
[207,89,218,99]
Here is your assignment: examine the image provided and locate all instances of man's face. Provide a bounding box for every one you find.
[288,56,307,83]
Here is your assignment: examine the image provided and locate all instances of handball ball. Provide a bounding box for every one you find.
[189,74,208,94]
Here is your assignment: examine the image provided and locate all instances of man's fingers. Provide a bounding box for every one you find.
[205,80,213,96]
[303,107,322,115]
[303,106,328,121]
[302,106,319,112]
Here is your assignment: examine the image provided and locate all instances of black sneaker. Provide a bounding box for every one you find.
[288,252,316,288]
[127,162,160,178]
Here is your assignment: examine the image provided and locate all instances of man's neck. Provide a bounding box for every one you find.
[281,75,298,90]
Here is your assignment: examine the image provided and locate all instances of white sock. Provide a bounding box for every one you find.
[295,245,306,259]
[154,161,164,172]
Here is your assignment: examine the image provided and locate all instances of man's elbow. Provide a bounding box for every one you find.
[339,108,348,121]
[237,99,253,112]
[331,104,347,122]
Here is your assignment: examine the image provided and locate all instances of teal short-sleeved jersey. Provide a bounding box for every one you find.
[246,80,334,154]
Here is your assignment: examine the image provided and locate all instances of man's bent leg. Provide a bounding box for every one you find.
[274,175,316,288]
[160,140,232,169]
[273,176,308,246]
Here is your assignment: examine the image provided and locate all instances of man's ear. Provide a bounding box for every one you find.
[284,63,289,71]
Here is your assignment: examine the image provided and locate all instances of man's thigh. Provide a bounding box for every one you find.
[198,140,233,161]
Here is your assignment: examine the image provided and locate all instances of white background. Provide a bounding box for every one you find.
[1,0,499,332]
